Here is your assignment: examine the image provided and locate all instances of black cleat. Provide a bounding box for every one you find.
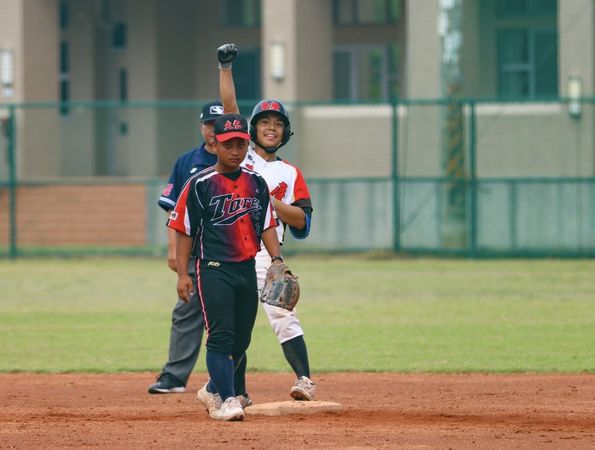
[148,372,186,394]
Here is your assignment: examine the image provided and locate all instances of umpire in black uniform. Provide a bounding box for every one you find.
[148,101,223,393]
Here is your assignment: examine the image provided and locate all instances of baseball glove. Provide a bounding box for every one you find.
[260,262,300,311]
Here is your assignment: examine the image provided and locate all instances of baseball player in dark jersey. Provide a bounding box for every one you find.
[148,101,223,394]
[168,113,284,421]
[217,43,316,402]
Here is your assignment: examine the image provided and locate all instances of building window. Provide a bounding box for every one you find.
[119,68,128,102]
[497,28,557,98]
[334,44,399,101]
[59,41,70,115]
[494,0,558,99]
[220,0,260,27]
[112,22,127,49]
[59,1,69,30]
[59,41,69,73]
[334,0,401,25]
[233,49,261,100]
[496,0,556,18]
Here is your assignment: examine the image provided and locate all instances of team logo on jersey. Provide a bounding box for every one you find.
[209,193,261,226]
[162,183,173,196]
[207,261,220,267]
[246,164,254,171]
[190,167,198,174]
[270,181,288,200]
[168,211,179,221]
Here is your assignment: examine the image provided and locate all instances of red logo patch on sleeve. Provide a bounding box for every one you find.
[162,183,173,196]
[270,181,288,200]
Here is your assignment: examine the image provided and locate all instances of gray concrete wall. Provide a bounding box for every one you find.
[475,103,594,177]
[262,0,332,101]
[295,0,332,101]
[0,0,21,181]
[293,101,593,179]
[155,0,198,175]
[405,1,440,98]
[462,0,481,97]
[298,105,393,178]
[60,0,97,177]
[558,0,595,176]
[194,1,261,101]
[558,0,594,96]
[3,0,595,181]
[0,0,22,102]
[21,0,60,179]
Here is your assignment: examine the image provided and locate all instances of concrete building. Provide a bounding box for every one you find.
[1,0,594,255]
[0,0,592,181]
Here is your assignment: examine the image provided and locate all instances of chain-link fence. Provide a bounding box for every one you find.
[1,98,594,258]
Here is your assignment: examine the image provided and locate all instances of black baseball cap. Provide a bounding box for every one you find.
[214,114,251,142]
[200,101,224,123]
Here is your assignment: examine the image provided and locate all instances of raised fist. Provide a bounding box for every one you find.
[217,43,238,70]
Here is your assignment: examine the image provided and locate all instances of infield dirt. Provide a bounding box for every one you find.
[1,372,594,448]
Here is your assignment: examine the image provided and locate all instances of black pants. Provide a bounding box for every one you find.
[197,259,258,358]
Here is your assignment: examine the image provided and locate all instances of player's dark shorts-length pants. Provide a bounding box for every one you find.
[197,258,259,358]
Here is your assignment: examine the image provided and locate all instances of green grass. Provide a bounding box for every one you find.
[0,256,593,373]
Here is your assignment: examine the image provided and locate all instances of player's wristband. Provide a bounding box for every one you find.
[218,62,232,70]
[271,256,284,264]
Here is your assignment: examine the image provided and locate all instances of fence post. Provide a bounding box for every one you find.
[468,100,478,256]
[391,97,400,253]
[7,105,17,259]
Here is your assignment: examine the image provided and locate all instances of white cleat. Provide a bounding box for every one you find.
[237,394,253,408]
[210,396,245,421]
[290,376,316,401]
[196,383,222,415]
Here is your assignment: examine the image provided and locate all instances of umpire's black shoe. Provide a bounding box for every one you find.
[148,372,186,394]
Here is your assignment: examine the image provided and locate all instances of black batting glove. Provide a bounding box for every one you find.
[217,43,238,70]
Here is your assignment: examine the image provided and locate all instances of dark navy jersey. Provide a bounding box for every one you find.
[167,167,276,262]
[158,144,217,212]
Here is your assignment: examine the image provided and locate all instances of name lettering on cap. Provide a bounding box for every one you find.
[224,119,243,131]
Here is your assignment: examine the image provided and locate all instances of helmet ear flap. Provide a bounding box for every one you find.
[281,124,292,146]
[249,124,257,143]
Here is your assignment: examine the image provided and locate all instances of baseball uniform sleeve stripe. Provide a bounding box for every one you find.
[159,196,176,210]
[263,201,276,231]
[167,176,195,235]
[195,263,211,342]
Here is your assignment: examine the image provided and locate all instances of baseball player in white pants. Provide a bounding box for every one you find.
[198,143,315,411]
[228,143,315,404]
[256,251,304,343]
[218,43,317,404]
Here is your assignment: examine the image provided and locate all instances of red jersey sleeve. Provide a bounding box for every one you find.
[292,167,310,203]
[167,177,203,235]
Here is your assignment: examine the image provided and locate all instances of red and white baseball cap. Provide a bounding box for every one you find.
[214,113,251,142]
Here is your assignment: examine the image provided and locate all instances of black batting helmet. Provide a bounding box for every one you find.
[249,99,293,152]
